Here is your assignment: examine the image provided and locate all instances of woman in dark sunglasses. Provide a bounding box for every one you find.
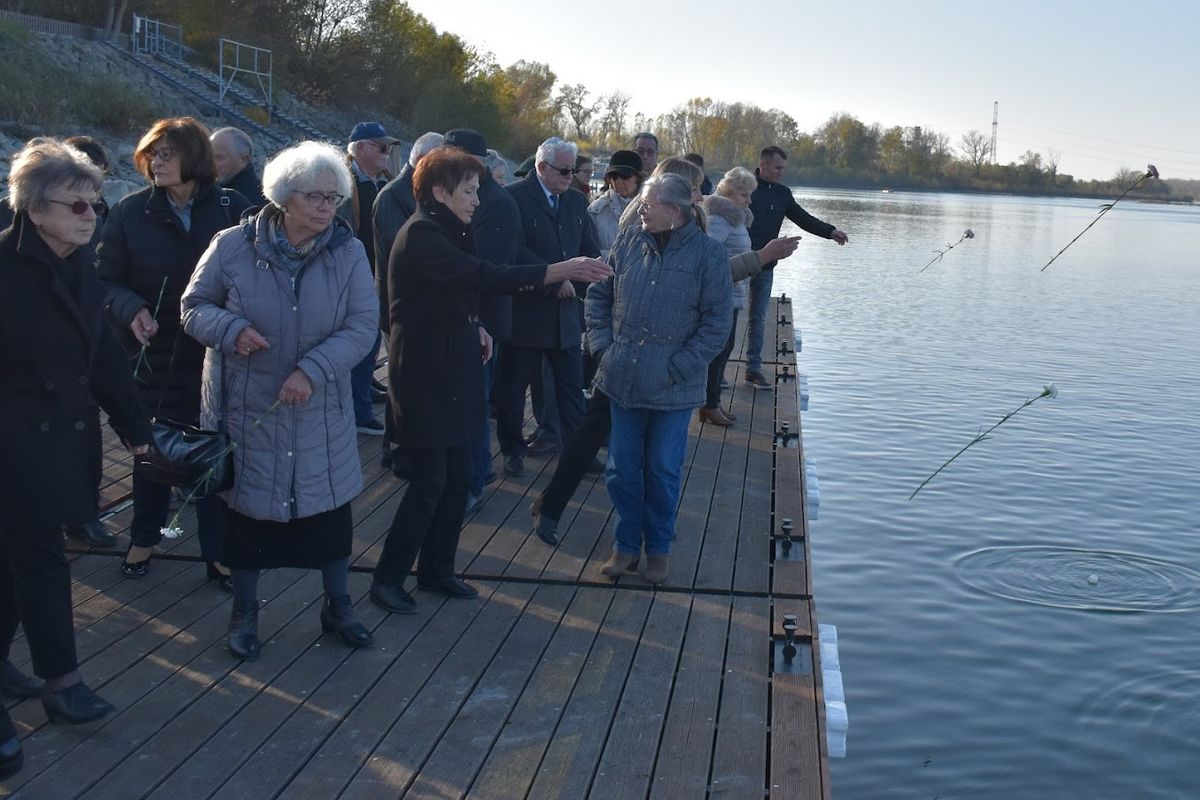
[97,117,251,586]
[0,139,153,750]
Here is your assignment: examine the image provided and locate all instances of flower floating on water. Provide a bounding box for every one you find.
[160,526,184,539]
[1040,165,1160,272]
[919,229,976,273]
[909,384,1059,500]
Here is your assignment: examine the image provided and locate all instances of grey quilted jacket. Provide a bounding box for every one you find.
[586,218,732,410]
[181,208,379,521]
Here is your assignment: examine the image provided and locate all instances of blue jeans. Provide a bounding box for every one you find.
[469,349,497,495]
[746,268,775,372]
[606,403,692,556]
[351,329,381,424]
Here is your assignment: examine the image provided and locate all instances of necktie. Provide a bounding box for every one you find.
[549,194,558,213]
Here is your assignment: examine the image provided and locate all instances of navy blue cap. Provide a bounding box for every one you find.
[349,121,399,144]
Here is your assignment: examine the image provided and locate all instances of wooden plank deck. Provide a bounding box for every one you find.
[2,297,831,799]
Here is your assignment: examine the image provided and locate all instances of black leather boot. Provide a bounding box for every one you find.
[41,681,115,725]
[0,735,22,780]
[320,594,373,648]
[227,601,261,661]
[0,659,43,699]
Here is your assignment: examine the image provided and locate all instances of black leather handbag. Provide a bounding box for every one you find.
[134,350,232,498]
[135,419,232,497]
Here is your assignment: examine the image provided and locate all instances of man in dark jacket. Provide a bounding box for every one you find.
[443,128,521,510]
[496,137,600,477]
[211,127,266,209]
[744,145,849,388]
[371,131,443,472]
[338,121,398,435]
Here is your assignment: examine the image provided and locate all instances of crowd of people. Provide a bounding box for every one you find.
[0,115,848,778]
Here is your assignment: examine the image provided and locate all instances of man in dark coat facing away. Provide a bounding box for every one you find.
[495,136,600,478]
[442,128,521,512]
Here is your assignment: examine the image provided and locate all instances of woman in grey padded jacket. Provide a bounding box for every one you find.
[182,141,378,662]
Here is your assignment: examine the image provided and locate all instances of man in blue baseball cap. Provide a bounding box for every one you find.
[339,121,400,435]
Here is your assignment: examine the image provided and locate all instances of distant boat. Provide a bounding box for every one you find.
[881,187,893,193]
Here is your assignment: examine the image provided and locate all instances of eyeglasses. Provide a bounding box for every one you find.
[298,191,345,208]
[609,172,636,180]
[543,164,579,177]
[371,141,392,154]
[48,199,105,215]
[148,147,176,163]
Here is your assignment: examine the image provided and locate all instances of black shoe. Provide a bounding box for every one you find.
[483,471,498,486]
[227,602,261,661]
[417,576,479,599]
[0,659,43,699]
[370,387,388,404]
[371,378,388,393]
[320,595,373,648]
[585,456,605,476]
[206,562,234,593]
[529,495,559,546]
[503,454,524,477]
[370,581,417,614]
[0,736,22,781]
[744,370,772,390]
[41,681,115,725]
[525,438,560,458]
[65,519,118,548]
[357,419,385,436]
[120,552,151,579]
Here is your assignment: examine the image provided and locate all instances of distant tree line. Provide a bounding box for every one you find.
[19,1,1195,200]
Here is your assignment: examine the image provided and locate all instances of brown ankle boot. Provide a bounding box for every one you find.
[600,550,639,577]
[698,407,734,427]
[639,553,670,584]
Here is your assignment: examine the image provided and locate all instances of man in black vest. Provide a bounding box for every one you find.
[496,137,600,477]
[744,145,849,388]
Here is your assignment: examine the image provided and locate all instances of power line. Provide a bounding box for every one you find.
[1006,120,1200,158]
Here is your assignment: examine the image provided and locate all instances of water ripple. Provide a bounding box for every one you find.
[954,546,1200,612]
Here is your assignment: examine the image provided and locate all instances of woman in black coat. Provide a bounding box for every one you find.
[369,147,611,614]
[97,117,249,583]
[0,140,151,748]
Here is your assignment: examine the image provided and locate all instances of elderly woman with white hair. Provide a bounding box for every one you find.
[586,173,732,585]
[182,141,379,661]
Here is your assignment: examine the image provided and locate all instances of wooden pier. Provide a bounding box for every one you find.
[2,297,831,799]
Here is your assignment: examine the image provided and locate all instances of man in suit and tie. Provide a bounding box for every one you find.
[496,137,600,477]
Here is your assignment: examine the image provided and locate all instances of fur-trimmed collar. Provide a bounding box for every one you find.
[702,193,753,228]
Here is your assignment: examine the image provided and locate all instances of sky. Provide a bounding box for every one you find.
[400,0,1200,181]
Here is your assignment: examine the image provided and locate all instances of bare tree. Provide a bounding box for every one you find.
[960,129,992,174]
[557,83,598,141]
[104,0,130,37]
[1046,147,1061,180]
[596,91,631,149]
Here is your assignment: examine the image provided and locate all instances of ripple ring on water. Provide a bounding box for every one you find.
[953,546,1200,612]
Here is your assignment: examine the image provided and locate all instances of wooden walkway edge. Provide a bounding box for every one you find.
[3,297,831,799]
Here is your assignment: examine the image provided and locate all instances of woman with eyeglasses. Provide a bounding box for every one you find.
[98,117,250,586]
[0,140,152,741]
[570,154,594,199]
[182,141,379,661]
[586,173,732,585]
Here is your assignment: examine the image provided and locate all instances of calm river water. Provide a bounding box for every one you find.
[771,188,1200,799]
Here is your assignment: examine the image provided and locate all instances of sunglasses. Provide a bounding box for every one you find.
[543,164,579,177]
[48,199,105,215]
[372,141,392,154]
